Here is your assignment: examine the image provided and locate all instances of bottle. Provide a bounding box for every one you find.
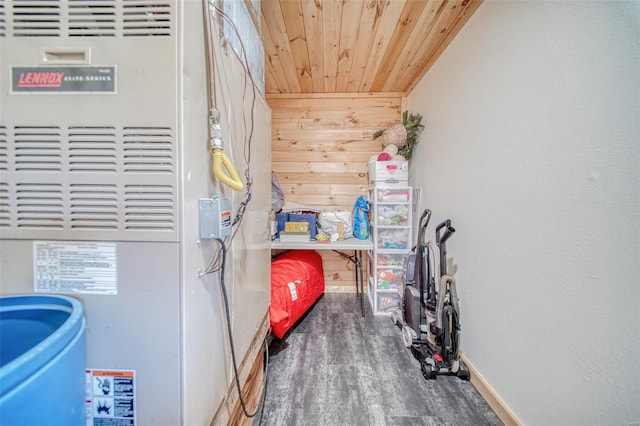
[337,221,345,241]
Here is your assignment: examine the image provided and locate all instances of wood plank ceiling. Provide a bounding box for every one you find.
[261,0,483,95]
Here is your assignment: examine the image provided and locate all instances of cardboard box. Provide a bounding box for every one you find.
[285,221,309,232]
[288,213,317,240]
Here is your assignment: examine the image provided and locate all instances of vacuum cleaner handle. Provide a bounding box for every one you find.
[420,209,432,226]
[436,219,455,246]
[436,219,455,276]
[415,209,432,247]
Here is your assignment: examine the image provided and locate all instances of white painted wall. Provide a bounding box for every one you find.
[180,1,271,424]
[407,2,639,425]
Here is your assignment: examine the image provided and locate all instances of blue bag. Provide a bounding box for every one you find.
[352,196,370,240]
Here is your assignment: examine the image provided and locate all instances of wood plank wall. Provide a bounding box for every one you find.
[268,93,405,292]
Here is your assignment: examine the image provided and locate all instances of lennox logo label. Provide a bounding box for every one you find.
[11,66,116,93]
[17,72,65,88]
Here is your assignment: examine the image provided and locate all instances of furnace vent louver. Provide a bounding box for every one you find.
[0,1,6,37]
[0,126,7,171]
[7,0,172,37]
[1,125,178,242]
[14,127,62,172]
[68,0,116,37]
[124,185,175,230]
[0,127,6,228]
[69,127,117,173]
[123,1,171,37]
[70,183,118,229]
[11,0,61,37]
[16,183,64,229]
[0,182,8,227]
[123,127,174,173]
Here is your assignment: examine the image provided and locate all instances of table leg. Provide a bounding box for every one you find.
[354,249,360,300]
[357,250,364,317]
[332,249,366,317]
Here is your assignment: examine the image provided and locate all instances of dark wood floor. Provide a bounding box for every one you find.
[254,293,503,426]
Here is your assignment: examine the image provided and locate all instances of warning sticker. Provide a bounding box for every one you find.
[33,241,117,295]
[220,209,232,228]
[86,369,136,426]
[11,66,116,93]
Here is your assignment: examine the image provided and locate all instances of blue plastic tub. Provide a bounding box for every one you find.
[0,294,86,425]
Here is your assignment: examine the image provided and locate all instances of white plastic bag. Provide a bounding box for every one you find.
[318,210,353,239]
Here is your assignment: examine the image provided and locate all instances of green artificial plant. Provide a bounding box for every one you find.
[373,111,425,160]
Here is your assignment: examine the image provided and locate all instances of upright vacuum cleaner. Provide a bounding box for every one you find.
[393,209,470,380]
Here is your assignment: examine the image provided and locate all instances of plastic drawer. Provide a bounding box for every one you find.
[375,187,411,203]
[376,268,404,290]
[375,204,410,226]
[376,228,410,250]
[377,291,401,313]
[375,253,407,268]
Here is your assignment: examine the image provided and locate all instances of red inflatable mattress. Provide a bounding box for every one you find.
[270,250,325,339]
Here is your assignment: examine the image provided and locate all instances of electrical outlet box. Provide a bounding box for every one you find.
[199,197,232,239]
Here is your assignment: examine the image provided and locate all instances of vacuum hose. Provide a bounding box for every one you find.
[210,148,244,192]
[435,274,457,331]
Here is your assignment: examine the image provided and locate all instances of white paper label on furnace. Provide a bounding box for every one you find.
[33,241,117,295]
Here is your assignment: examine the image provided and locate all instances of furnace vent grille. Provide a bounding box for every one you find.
[68,0,117,37]
[0,126,7,171]
[11,0,61,37]
[69,127,117,172]
[0,182,9,227]
[123,127,174,173]
[7,0,172,37]
[69,183,118,229]
[0,125,178,241]
[14,126,63,172]
[0,1,6,37]
[123,1,171,37]
[16,183,65,229]
[124,184,175,230]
